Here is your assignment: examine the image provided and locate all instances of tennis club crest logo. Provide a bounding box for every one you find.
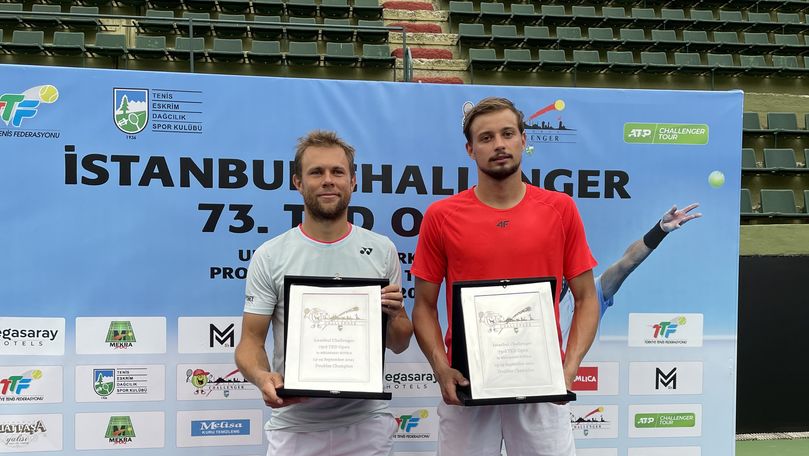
[113,89,148,134]
[93,369,115,397]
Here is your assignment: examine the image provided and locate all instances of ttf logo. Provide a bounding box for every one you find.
[396,409,428,433]
[209,323,235,348]
[0,372,37,395]
[651,316,686,339]
[0,85,59,127]
[655,367,677,390]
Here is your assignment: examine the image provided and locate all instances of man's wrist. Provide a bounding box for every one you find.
[643,220,668,249]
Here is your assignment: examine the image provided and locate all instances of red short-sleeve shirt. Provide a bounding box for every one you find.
[411,184,597,361]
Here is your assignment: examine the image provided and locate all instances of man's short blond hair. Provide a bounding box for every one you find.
[462,97,525,142]
[293,130,356,178]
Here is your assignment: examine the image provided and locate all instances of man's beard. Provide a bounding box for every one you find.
[481,157,521,180]
[303,190,351,221]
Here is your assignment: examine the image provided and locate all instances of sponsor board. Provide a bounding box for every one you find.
[384,363,440,397]
[176,364,259,400]
[0,366,62,404]
[628,314,703,347]
[570,405,619,439]
[628,447,701,456]
[74,412,164,449]
[391,407,438,442]
[0,414,62,453]
[629,362,703,395]
[571,362,619,396]
[177,316,242,354]
[75,365,165,402]
[75,317,166,354]
[176,409,263,447]
[0,317,64,356]
[576,449,618,456]
[628,404,702,438]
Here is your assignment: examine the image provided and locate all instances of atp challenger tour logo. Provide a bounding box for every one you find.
[114,89,148,134]
[624,122,709,145]
[478,306,539,334]
[106,321,136,349]
[0,85,59,128]
[303,306,366,331]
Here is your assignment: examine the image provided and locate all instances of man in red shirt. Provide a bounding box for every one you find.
[412,97,599,456]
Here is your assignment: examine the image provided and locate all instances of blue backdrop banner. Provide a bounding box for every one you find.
[0,64,741,456]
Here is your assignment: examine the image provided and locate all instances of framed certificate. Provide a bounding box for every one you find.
[451,277,576,406]
[278,275,392,400]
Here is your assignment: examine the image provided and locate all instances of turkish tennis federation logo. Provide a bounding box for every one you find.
[113,89,148,134]
[304,306,366,331]
[478,306,540,334]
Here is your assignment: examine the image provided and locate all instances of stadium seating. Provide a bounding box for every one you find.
[129,34,168,59]
[741,188,756,216]
[49,31,86,56]
[763,148,806,172]
[761,189,801,216]
[324,41,358,65]
[169,36,206,60]
[742,148,759,171]
[247,40,284,64]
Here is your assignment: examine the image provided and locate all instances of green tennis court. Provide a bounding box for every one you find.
[737,439,809,456]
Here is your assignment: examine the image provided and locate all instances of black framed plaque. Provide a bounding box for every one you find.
[277,275,392,400]
[451,277,576,406]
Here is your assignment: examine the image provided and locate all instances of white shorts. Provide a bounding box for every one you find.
[266,413,397,456]
[436,402,575,456]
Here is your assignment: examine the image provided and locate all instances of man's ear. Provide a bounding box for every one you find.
[292,174,302,192]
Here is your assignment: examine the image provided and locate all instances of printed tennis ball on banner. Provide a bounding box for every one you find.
[39,85,59,103]
[708,171,725,188]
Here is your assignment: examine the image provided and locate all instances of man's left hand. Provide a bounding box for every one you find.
[660,203,702,233]
[381,284,405,317]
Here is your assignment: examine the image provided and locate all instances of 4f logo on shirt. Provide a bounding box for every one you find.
[359,247,373,255]
[496,220,509,228]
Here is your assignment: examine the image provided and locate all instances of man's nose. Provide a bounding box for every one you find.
[493,134,507,150]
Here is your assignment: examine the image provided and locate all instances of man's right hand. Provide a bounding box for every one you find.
[434,364,469,406]
[256,371,306,408]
